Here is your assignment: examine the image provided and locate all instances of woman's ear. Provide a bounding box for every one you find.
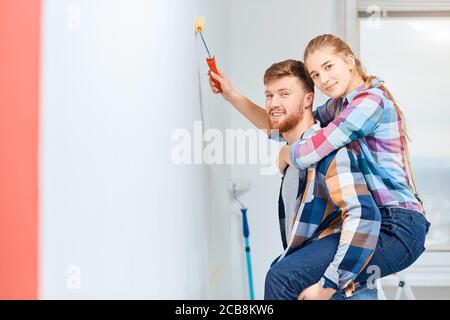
[346,54,356,70]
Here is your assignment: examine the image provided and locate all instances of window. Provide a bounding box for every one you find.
[360,17,450,250]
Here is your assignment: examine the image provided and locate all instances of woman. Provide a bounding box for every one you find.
[209,34,431,299]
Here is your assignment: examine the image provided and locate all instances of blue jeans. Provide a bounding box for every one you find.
[264,207,430,300]
[331,285,378,300]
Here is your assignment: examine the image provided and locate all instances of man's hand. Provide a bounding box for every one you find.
[277,144,293,174]
[298,283,336,300]
[209,71,236,102]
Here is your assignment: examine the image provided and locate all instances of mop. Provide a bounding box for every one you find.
[229,179,255,300]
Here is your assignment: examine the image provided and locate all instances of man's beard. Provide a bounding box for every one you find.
[269,108,303,133]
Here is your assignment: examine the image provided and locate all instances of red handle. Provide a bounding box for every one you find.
[206,56,222,93]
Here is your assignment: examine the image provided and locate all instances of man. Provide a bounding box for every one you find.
[209,60,381,300]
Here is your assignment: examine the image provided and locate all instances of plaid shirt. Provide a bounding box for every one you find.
[277,123,381,295]
[290,78,424,213]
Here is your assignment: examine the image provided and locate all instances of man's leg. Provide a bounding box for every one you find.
[265,233,382,300]
[264,233,340,300]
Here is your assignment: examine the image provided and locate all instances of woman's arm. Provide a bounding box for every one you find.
[320,148,381,293]
[290,91,384,170]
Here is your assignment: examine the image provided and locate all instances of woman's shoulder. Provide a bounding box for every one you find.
[351,86,394,110]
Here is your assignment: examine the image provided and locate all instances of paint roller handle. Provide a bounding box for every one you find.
[206,57,222,93]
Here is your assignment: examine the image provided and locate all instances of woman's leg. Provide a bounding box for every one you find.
[331,285,378,300]
[354,207,431,284]
[345,287,378,300]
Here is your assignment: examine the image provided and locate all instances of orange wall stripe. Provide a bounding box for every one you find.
[0,0,41,299]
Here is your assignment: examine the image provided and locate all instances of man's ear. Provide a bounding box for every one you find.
[304,92,314,109]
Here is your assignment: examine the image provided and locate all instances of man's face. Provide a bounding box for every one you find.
[265,76,309,133]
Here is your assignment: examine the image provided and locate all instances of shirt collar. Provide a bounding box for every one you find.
[342,77,383,105]
[301,121,321,140]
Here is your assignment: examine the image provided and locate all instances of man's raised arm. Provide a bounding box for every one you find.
[209,71,270,133]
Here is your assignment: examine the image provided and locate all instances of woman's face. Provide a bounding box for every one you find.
[305,47,355,98]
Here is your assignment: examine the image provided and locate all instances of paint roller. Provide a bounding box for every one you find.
[194,16,222,93]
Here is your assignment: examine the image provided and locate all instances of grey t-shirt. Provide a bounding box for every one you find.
[281,165,306,241]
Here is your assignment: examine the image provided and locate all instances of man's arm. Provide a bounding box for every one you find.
[209,71,270,133]
[319,147,381,293]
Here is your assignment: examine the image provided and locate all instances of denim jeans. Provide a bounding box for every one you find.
[264,207,430,300]
[331,285,378,300]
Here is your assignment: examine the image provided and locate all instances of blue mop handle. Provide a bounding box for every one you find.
[242,207,249,237]
[241,207,255,300]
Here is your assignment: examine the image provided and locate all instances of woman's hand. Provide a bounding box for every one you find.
[298,283,336,300]
[277,144,293,174]
[209,71,236,102]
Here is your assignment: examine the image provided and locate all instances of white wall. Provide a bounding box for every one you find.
[39,0,339,300]
[40,0,231,299]
[227,0,336,299]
